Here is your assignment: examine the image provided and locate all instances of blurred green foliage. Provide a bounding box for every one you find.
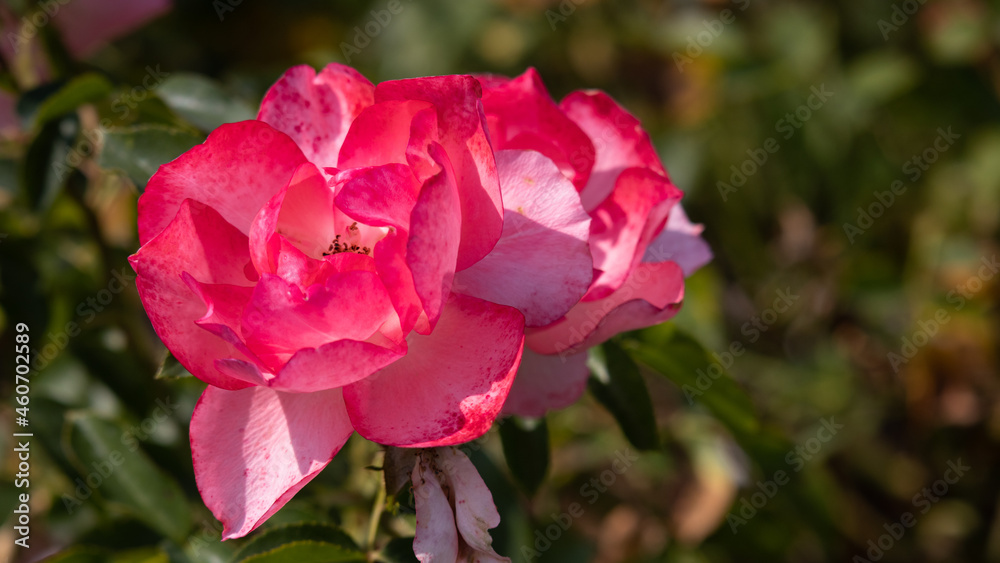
[1,0,999,562]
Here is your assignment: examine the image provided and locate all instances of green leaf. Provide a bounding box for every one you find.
[232,523,364,563]
[33,73,113,128]
[587,342,660,450]
[155,351,192,380]
[499,416,549,495]
[156,73,256,132]
[64,412,192,542]
[98,124,204,189]
[22,114,78,211]
[631,328,758,437]
[377,537,418,563]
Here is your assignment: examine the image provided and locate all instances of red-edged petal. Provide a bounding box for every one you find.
[139,121,307,244]
[586,167,681,299]
[642,204,712,276]
[481,68,595,191]
[375,75,503,270]
[258,63,374,168]
[242,271,395,371]
[412,453,459,562]
[269,339,406,393]
[130,199,258,390]
[338,100,436,170]
[374,229,427,336]
[560,90,667,212]
[526,261,684,355]
[406,144,462,331]
[501,348,590,417]
[333,163,420,231]
[343,294,525,447]
[190,386,354,539]
[454,150,592,327]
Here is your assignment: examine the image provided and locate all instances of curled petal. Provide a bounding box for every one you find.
[643,204,712,276]
[129,199,258,390]
[344,294,525,447]
[412,453,459,562]
[455,150,592,327]
[190,386,354,539]
[139,121,307,244]
[527,261,685,355]
[258,63,375,168]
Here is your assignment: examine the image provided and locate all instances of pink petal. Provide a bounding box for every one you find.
[412,453,459,562]
[129,199,258,390]
[337,100,436,170]
[248,162,338,274]
[406,144,462,330]
[139,121,307,245]
[242,271,395,372]
[333,163,420,231]
[374,229,427,336]
[560,90,667,212]
[526,261,685,355]
[643,204,713,276]
[343,294,525,447]
[454,150,592,327]
[190,385,354,539]
[52,0,170,57]
[480,68,595,191]
[270,339,406,393]
[258,64,374,168]
[435,448,504,557]
[375,75,503,270]
[501,348,590,418]
[586,167,681,299]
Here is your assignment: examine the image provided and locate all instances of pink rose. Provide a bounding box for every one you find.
[130,64,594,539]
[476,69,712,418]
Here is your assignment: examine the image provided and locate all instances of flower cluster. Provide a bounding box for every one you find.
[130,64,710,560]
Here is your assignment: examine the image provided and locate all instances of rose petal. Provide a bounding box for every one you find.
[642,204,712,276]
[190,385,354,539]
[501,348,590,418]
[344,294,525,447]
[454,150,592,327]
[129,199,258,390]
[376,75,503,270]
[527,261,684,355]
[560,90,667,212]
[333,163,420,231]
[435,448,503,556]
[269,339,406,393]
[586,167,681,299]
[338,100,436,170]
[139,121,307,244]
[480,68,595,191]
[412,453,459,563]
[258,63,375,168]
[242,271,395,371]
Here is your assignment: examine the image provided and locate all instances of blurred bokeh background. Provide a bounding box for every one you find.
[1,0,998,561]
